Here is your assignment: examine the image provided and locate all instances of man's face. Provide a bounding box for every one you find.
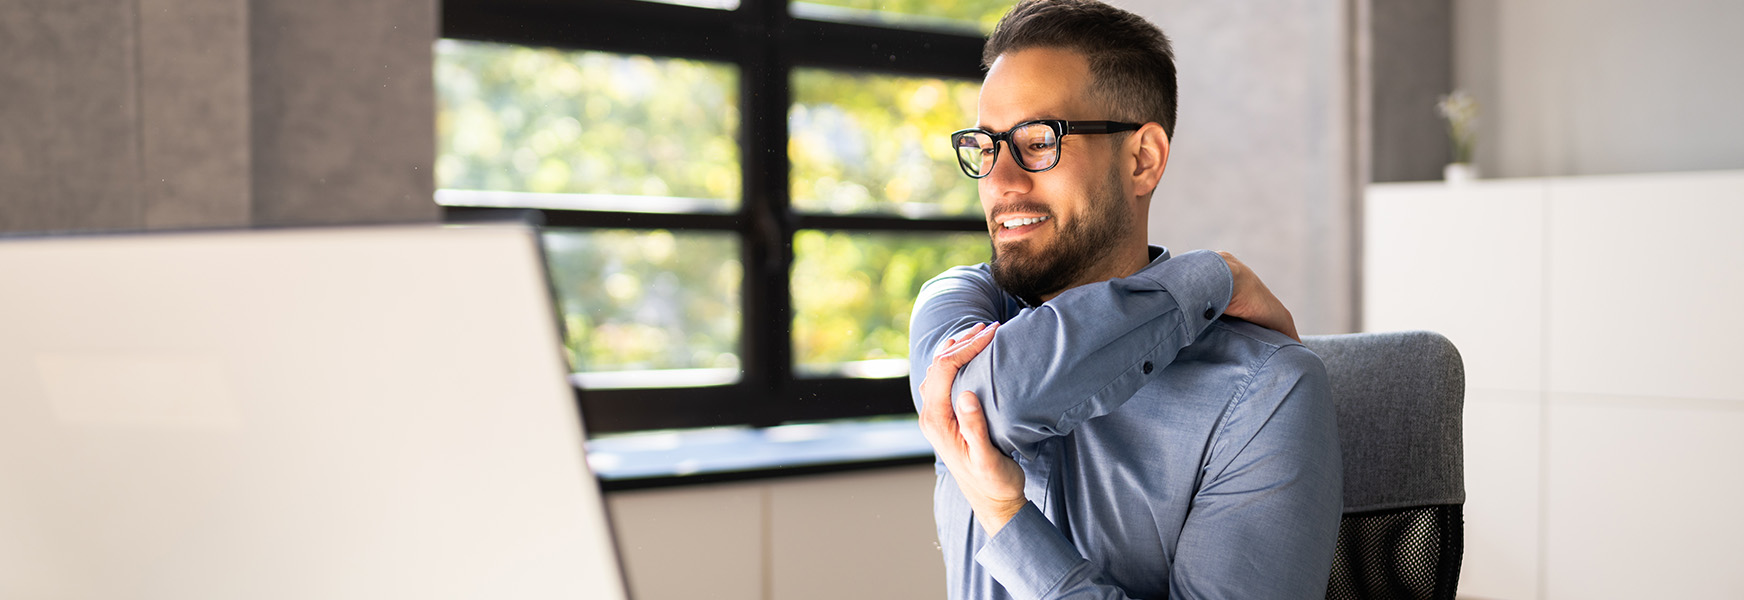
[976,48,1134,305]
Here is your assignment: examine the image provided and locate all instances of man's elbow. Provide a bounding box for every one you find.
[947,359,1049,458]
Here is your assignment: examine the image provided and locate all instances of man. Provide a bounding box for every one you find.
[906,1,1343,598]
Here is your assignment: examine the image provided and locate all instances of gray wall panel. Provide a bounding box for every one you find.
[1,0,435,234]
[248,0,437,226]
[0,0,142,233]
[1456,0,1744,178]
[1113,0,1358,334]
[1370,0,1452,182]
[139,0,251,229]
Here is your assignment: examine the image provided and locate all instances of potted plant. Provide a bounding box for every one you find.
[1438,90,1480,184]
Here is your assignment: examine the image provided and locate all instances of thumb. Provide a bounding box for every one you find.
[954,391,999,459]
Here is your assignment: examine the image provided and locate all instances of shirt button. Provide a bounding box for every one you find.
[1143,361,1154,374]
[1203,306,1216,320]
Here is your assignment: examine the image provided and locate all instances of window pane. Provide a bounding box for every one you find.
[791,0,1011,34]
[790,69,982,218]
[792,230,989,378]
[436,40,740,213]
[544,229,742,388]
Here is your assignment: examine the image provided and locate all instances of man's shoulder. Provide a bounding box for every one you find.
[933,262,994,281]
[1174,321,1335,466]
[909,263,1014,354]
[918,262,993,292]
[1125,319,1326,426]
[1197,318,1327,380]
[915,263,1006,308]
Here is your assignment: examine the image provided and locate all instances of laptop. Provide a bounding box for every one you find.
[0,224,629,599]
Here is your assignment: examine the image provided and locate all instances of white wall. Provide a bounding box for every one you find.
[1454,0,1744,179]
[1367,171,1744,599]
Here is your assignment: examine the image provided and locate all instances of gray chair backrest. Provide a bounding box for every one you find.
[1303,331,1465,600]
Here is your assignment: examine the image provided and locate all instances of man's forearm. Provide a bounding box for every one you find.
[977,503,1146,600]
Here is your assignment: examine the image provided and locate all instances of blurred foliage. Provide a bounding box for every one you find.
[436,40,741,210]
[543,230,742,374]
[793,230,987,374]
[794,0,1012,33]
[791,69,982,217]
[437,6,1009,381]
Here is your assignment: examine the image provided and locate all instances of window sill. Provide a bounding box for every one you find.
[586,418,934,492]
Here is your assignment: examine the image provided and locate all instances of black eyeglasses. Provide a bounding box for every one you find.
[950,119,1143,179]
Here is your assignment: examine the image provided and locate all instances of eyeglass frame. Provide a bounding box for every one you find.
[949,119,1144,179]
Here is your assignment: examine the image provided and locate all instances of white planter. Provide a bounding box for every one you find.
[1443,162,1479,184]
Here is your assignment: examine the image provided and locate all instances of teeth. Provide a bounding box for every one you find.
[1001,216,1049,229]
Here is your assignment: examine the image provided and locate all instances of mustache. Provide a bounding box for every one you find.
[986,200,1053,219]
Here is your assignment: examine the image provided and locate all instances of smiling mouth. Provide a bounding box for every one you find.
[1000,215,1050,229]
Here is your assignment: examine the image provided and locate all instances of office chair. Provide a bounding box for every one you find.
[1303,331,1465,600]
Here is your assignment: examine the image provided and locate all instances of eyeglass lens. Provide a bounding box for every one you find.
[953,122,1061,178]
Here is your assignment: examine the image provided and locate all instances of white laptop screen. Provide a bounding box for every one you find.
[0,224,628,599]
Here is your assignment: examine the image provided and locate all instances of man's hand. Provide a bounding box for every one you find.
[1217,251,1301,342]
[918,322,1028,537]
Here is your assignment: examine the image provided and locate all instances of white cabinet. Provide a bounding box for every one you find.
[1366,171,1744,600]
[605,465,943,600]
[606,481,767,600]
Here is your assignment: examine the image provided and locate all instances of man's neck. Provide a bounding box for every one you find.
[1037,242,1154,303]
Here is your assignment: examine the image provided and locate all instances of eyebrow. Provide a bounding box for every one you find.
[976,115,1068,131]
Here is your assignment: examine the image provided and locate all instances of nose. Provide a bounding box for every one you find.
[981,141,1034,199]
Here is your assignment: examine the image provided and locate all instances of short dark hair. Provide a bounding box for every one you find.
[983,0,1179,139]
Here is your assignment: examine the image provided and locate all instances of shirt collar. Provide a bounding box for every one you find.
[1148,244,1171,264]
[1010,244,1174,309]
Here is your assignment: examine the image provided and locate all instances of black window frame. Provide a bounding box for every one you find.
[440,0,991,433]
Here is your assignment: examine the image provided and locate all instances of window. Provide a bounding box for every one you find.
[439,0,1005,432]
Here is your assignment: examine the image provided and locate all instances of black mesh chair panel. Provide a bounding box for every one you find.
[1326,505,1464,600]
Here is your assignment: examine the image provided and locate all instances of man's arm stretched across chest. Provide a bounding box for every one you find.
[907,248,1231,458]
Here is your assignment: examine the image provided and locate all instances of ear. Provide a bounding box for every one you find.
[1127,122,1170,198]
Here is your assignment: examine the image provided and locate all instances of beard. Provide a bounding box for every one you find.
[989,166,1132,306]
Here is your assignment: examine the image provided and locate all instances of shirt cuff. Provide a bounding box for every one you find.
[974,502,1088,600]
[1133,248,1233,342]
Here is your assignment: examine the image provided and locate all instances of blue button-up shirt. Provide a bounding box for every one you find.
[908,247,1342,599]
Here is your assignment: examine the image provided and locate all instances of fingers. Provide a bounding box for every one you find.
[1216,250,1247,272]
[920,322,999,454]
[1217,251,1253,314]
[919,368,957,438]
[951,321,998,358]
[933,322,998,368]
[919,334,972,449]
[937,322,986,352]
[953,391,999,461]
[935,322,994,359]
[921,323,980,393]
[939,322,986,350]
[922,322,998,396]
[1216,251,1302,341]
[955,322,988,342]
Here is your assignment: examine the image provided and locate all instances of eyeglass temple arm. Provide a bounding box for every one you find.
[1065,121,1143,134]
